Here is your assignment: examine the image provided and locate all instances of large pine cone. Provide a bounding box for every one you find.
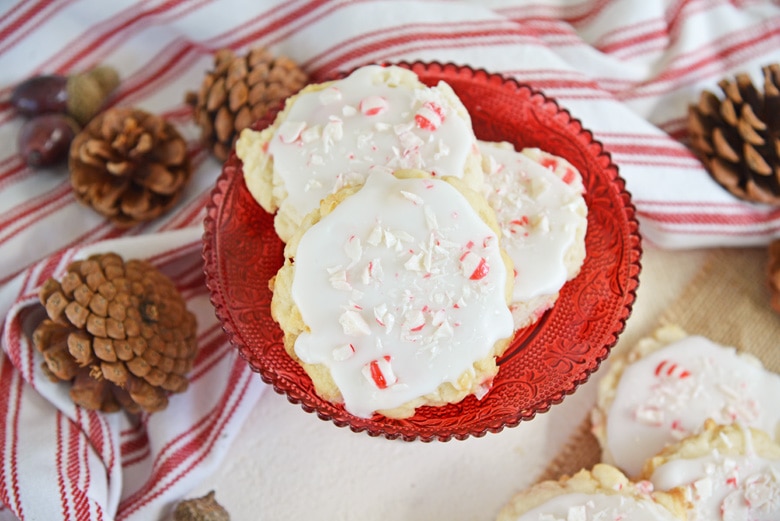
[186,46,308,161]
[69,107,193,227]
[32,253,198,413]
[688,64,780,205]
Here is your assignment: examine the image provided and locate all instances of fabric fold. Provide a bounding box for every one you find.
[0,229,266,521]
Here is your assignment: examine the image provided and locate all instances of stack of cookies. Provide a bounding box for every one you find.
[236,64,588,420]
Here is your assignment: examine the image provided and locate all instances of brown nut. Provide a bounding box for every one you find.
[10,74,69,117]
[10,66,120,125]
[17,113,80,168]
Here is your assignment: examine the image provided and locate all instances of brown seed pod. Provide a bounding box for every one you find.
[18,113,80,168]
[11,66,120,125]
[68,107,192,227]
[688,64,780,205]
[186,46,308,161]
[32,252,198,413]
[174,491,230,521]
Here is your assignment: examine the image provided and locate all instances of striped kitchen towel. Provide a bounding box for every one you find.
[0,228,267,521]
[2,1,780,520]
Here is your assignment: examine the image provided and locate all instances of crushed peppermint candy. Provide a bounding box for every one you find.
[415,101,445,131]
[339,309,371,336]
[332,343,356,361]
[359,95,388,116]
[459,249,490,280]
[278,120,306,144]
[363,356,397,389]
[655,360,691,379]
[318,86,342,105]
[400,190,424,205]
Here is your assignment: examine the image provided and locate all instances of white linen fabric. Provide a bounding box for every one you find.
[1,1,780,520]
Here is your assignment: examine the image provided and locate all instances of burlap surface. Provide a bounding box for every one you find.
[536,246,780,482]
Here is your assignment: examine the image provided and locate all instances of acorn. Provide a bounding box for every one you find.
[17,113,80,168]
[10,65,120,125]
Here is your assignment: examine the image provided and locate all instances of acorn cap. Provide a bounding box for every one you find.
[66,65,120,125]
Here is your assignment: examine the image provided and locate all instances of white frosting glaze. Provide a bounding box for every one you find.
[606,336,780,477]
[479,141,587,328]
[267,65,479,231]
[509,492,680,521]
[290,173,514,418]
[650,436,780,520]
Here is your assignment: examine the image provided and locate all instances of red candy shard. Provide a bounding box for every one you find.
[368,355,394,389]
[654,360,691,379]
[414,101,445,131]
[469,258,489,280]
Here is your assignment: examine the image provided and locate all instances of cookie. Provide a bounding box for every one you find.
[270,168,514,419]
[592,325,780,478]
[479,141,587,330]
[642,420,780,520]
[236,64,483,242]
[496,463,686,521]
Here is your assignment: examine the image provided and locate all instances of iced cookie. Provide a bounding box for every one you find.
[592,325,780,478]
[236,64,483,242]
[270,169,514,419]
[642,420,780,520]
[479,141,587,330]
[496,463,686,521]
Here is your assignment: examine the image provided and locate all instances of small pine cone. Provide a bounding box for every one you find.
[688,64,780,205]
[174,491,230,521]
[32,252,198,414]
[69,107,193,228]
[186,46,308,161]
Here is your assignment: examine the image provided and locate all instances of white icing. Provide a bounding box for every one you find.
[606,336,780,477]
[290,173,514,418]
[479,142,587,328]
[268,65,478,230]
[650,448,780,520]
[509,492,679,521]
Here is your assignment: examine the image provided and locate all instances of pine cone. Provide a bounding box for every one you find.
[174,491,230,521]
[186,46,308,161]
[32,253,198,413]
[69,107,193,227]
[688,64,780,205]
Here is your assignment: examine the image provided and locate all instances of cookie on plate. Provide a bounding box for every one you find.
[592,324,780,478]
[496,463,686,521]
[236,64,483,243]
[642,420,780,520]
[270,168,514,419]
[479,141,587,330]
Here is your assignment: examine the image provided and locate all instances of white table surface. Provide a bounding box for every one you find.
[191,244,711,521]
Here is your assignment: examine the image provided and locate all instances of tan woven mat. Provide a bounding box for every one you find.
[536,246,780,482]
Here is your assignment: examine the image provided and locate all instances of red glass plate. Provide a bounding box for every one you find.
[202,62,642,442]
